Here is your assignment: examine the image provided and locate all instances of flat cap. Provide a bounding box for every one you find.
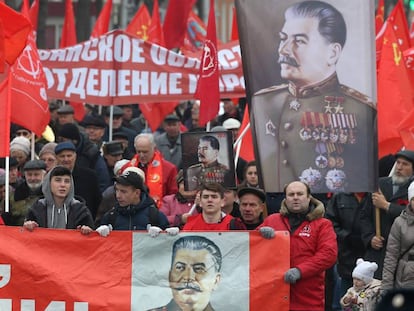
[103,141,124,156]
[23,159,47,171]
[105,106,124,117]
[395,150,414,166]
[223,118,241,130]
[55,141,76,155]
[80,114,106,128]
[57,105,74,114]
[237,187,266,203]
[164,114,180,122]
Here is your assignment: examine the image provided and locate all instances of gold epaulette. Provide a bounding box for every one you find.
[253,84,289,96]
[340,84,375,108]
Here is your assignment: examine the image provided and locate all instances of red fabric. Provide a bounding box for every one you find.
[139,1,178,132]
[377,17,414,157]
[375,0,385,35]
[398,107,414,150]
[183,213,233,231]
[0,216,4,225]
[60,0,85,121]
[259,214,337,311]
[90,0,113,39]
[148,0,164,46]
[0,19,4,73]
[231,6,239,41]
[9,30,50,136]
[0,76,10,157]
[29,0,39,31]
[125,4,151,40]
[181,11,207,55]
[0,2,31,65]
[162,0,195,49]
[237,105,255,161]
[195,0,220,126]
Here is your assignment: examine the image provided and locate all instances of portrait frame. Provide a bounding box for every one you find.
[236,0,378,193]
[181,131,236,191]
[131,232,250,311]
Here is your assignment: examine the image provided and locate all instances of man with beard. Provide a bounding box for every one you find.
[148,235,222,311]
[250,1,376,193]
[10,160,47,225]
[186,135,234,191]
[361,150,414,279]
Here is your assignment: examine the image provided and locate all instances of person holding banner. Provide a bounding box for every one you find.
[361,150,414,280]
[250,0,376,194]
[148,235,222,311]
[259,181,337,311]
[23,166,94,234]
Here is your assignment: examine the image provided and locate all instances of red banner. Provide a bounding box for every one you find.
[0,227,289,311]
[39,30,245,105]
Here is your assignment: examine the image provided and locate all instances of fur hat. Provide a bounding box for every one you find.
[10,136,31,155]
[352,258,378,284]
[39,142,57,158]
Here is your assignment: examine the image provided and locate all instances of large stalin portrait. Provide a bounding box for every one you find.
[250,0,377,193]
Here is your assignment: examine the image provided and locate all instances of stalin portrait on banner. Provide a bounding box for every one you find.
[250,0,377,193]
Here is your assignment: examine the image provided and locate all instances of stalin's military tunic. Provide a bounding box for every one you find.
[186,160,235,191]
[251,74,377,193]
[147,300,216,311]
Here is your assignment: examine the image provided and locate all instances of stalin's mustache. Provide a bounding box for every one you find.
[174,282,202,292]
[278,55,299,67]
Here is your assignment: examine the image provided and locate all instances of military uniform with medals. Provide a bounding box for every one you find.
[146,299,216,311]
[251,74,377,193]
[186,160,234,191]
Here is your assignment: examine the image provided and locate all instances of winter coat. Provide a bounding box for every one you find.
[25,169,94,229]
[382,206,414,290]
[340,279,381,311]
[100,193,169,230]
[326,192,369,279]
[360,176,410,279]
[259,196,338,311]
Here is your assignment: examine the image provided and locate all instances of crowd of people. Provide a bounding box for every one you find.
[0,99,413,311]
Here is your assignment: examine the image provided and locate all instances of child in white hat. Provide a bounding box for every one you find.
[340,258,382,311]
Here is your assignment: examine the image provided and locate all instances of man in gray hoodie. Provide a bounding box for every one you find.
[23,166,94,234]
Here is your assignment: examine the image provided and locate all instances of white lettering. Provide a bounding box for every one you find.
[150,45,167,65]
[66,68,87,99]
[131,70,149,95]
[118,70,131,95]
[188,74,198,93]
[114,35,131,62]
[131,38,145,63]
[98,34,113,62]
[220,74,241,91]
[0,299,11,310]
[100,70,117,97]
[86,69,100,96]
[65,44,83,62]
[81,40,98,61]
[218,49,239,70]
[169,73,182,94]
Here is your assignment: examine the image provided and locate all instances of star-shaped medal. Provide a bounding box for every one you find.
[289,99,301,111]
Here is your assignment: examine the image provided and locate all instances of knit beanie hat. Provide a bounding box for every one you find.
[58,123,81,142]
[39,142,57,158]
[409,181,414,202]
[352,258,378,284]
[10,136,31,155]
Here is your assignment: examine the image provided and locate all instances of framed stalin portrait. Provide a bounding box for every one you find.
[131,233,251,311]
[181,131,236,191]
[235,0,378,193]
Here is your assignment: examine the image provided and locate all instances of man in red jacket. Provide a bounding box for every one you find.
[259,181,337,311]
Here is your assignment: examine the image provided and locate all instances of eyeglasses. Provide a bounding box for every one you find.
[16,130,31,137]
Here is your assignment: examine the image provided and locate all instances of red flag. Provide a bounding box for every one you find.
[0,2,31,65]
[0,75,11,157]
[237,106,255,162]
[377,20,414,157]
[181,11,207,55]
[29,0,40,31]
[231,6,239,41]
[90,0,113,39]
[375,0,385,35]
[195,0,220,126]
[398,108,414,150]
[163,0,194,49]
[9,30,49,136]
[60,0,84,121]
[138,0,178,131]
[21,0,30,20]
[147,0,164,46]
[125,4,151,40]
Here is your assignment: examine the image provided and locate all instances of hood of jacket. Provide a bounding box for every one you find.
[42,167,75,208]
[280,196,325,221]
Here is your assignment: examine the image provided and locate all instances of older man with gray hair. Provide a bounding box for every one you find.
[128,133,178,207]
